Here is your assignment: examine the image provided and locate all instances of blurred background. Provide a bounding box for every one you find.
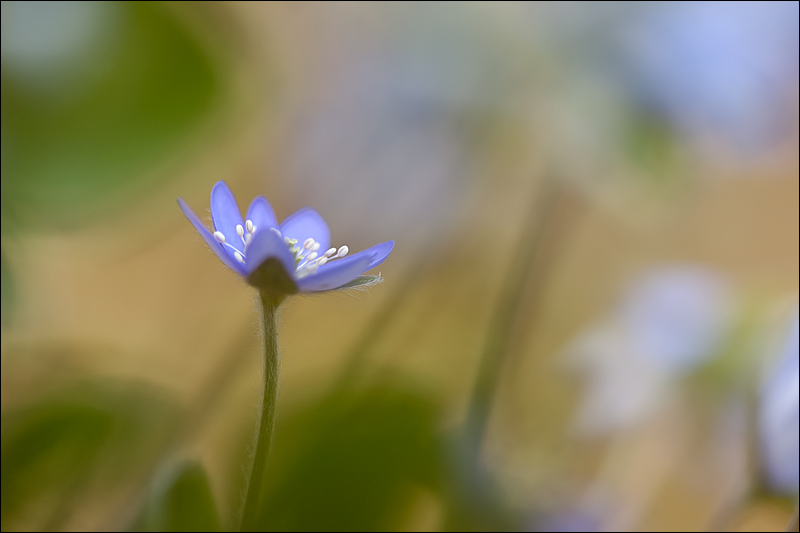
[1,2,798,531]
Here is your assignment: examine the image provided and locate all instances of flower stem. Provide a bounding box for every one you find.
[240,293,282,532]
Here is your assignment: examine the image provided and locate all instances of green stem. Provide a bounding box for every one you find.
[463,176,567,462]
[240,293,282,532]
[445,177,577,531]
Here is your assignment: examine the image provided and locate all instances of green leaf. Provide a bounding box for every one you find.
[1,248,13,326]
[251,383,443,531]
[1,379,178,530]
[1,1,224,229]
[134,460,220,533]
[622,111,687,189]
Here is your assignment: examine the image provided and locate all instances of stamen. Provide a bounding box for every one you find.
[283,235,351,277]
[236,225,244,237]
[213,231,226,243]
[295,260,321,278]
[296,252,319,271]
[223,242,245,256]
[244,233,253,245]
[246,220,254,233]
[234,252,245,263]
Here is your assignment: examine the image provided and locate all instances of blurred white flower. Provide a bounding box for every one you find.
[568,266,734,435]
[759,311,799,494]
[0,1,121,96]
[533,507,604,532]
[618,266,734,371]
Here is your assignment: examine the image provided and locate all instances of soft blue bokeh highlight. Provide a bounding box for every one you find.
[619,1,799,153]
[759,312,800,494]
[568,265,734,435]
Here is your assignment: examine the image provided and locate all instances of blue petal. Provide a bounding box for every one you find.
[297,254,372,293]
[210,181,245,261]
[245,196,279,230]
[365,240,394,270]
[297,241,394,292]
[178,198,246,275]
[244,228,297,277]
[279,208,331,252]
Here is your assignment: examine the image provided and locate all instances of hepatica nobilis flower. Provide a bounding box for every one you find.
[178,181,393,296]
[178,181,393,530]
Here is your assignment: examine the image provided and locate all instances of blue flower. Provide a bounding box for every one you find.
[178,181,393,294]
[759,311,799,495]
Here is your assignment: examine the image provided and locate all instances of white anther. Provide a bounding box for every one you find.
[303,238,315,249]
[246,220,254,233]
[317,256,328,266]
[306,252,318,262]
[251,225,257,233]
[337,246,349,258]
[311,242,320,252]
[324,248,337,257]
[234,252,245,263]
[213,231,226,243]
[236,225,244,237]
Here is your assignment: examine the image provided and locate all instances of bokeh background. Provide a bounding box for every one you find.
[2,2,798,531]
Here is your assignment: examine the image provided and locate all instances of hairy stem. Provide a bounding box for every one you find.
[240,293,282,531]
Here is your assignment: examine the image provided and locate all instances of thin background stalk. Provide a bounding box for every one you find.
[462,174,572,463]
[787,505,799,533]
[444,174,580,530]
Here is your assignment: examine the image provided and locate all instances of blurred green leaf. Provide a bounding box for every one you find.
[134,460,220,533]
[1,1,223,229]
[252,382,444,531]
[1,248,13,326]
[623,112,687,188]
[1,379,179,530]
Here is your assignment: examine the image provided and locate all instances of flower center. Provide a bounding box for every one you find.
[213,221,349,277]
[282,234,349,279]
